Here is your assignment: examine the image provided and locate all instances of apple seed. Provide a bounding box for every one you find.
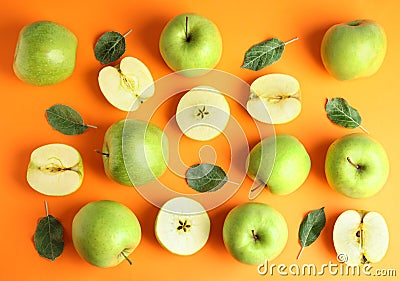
[177,219,191,232]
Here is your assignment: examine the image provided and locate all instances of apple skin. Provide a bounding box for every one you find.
[159,13,222,76]
[101,119,169,186]
[321,19,386,80]
[325,133,389,198]
[223,202,288,265]
[72,200,141,268]
[246,134,311,195]
[13,21,78,86]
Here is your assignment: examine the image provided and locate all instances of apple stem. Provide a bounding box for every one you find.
[123,29,133,38]
[284,37,299,45]
[121,251,133,266]
[346,157,361,170]
[248,183,264,200]
[251,230,259,241]
[185,16,190,42]
[95,150,109,157]
[297,246,304,260]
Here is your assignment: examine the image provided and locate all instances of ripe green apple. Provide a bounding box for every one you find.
[159,13,222,76]
[13,21,78,86]
[223,202,288,265]
[246,134,311,196]
[72,200,141,268]
[321,19,387,80]
[100,119,169,186]
[325,133,389,198]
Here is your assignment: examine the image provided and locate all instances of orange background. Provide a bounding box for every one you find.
[0,0,399,280]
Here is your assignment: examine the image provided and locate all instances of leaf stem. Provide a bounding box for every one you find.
[123,29,133,38]
[297,246,304,260]
[44,200,49,216]
[284,37,299,45]
[85,124,98,129]
[359,125,369,134]
[121,251,133,266]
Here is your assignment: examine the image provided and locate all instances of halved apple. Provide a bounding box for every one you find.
[333,210,389,266]
[246,73,301,124]
[155,197,210,256]
[98,56,154,111]
[176,86,230,141]
[27,143,84,196]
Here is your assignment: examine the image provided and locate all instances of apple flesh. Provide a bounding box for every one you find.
[325,133,389,198]
[175,86,230,141]
[72,200,141,268]
[246,73,301,124]
[14,21,78,86]
[155,197,210,255]
[246,134,311,196]
[159,13,222,76]
[321,19,387,80]
[101,119,169,186]
[26,143,83,196]
[333,210,389,265]
[98,56,154,111]
[223,202,288,264]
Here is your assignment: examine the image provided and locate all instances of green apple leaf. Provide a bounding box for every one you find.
[325,98,368,133]
[94,30,132,64]
[297,207,326,260]
[186,163,228,192]
[34,201,64,261]
[45,104,97,135]
[241,37,298,71]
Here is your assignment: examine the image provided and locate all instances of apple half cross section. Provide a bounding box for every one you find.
[176,86,230,141]
[98,57,154,111]
[26,143,84,196]
[155,197,210,256]
[333,210,389,265]
[246,73,301,124]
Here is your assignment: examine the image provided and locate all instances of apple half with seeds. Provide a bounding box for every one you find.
[155,197,210,256]
[176,86,230,141]
[26,143,84,196]
[98,56,154,111]
[333,210,389,266]
[246,73,301,124]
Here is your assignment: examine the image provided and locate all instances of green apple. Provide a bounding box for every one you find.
[159,13,222,76]
[13,21,78,86]
[98,56,154,111]
[321,19,387,80]
[223,202,288,264]
[333,210,389,265]
[325,133,389,198]
[100,119,169,186]
[155,197,210,255]
[26,143,83,196]
[246,134,311,197]
[176,86,230,141]
[72,200,141,268]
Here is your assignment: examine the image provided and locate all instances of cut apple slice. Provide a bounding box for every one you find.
[155,197,210,256]
[246,73,301,124]
[27,143,84,196]
[98,56,154,111]
[176,86,230,141]
[333,210,389,266]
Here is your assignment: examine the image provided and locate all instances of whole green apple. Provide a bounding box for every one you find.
[159,13,222,76]
[325,133,389,198]
[321,19,386,80]
[223,202,288,265]
[246,134,311,195]
[101,119,169,186]
[72,200,141,268]
[13,21,78,86]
